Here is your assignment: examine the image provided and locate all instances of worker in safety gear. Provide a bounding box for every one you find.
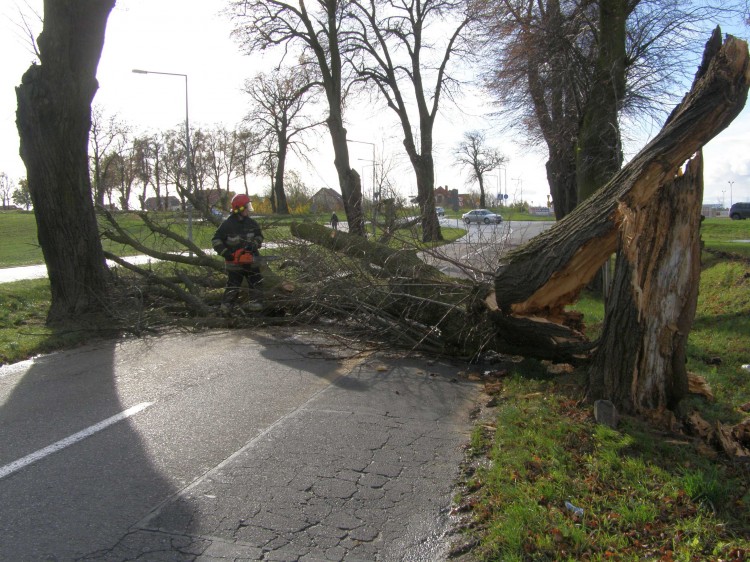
[212,194,264,313]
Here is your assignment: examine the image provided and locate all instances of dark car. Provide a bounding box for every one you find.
[462,209,503,224]
[730,202,750,220]
[435,206,445,217]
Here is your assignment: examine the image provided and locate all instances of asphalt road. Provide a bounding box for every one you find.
[422,218,554,280]
[0,328,480,561]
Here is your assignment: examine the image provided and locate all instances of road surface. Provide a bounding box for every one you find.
[0,328,480,561]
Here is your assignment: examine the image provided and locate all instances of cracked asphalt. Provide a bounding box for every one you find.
[1,328,480,561]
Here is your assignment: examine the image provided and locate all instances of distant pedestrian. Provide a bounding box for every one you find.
[330,212,339,231]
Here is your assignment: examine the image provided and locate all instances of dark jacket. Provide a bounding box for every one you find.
[212,214,264,269]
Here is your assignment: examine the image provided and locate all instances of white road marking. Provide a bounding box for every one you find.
[0,402,153,480]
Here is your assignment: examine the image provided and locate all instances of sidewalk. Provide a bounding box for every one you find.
[1,254,194,284]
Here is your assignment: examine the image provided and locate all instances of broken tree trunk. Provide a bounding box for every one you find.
[586,154,704,416]
[494,31,749,318]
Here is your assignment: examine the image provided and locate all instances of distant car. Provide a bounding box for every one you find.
[462,209,503,224]
[729,202,750,220]
[435,206,445,217]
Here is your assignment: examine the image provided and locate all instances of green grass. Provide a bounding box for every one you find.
[0,211,43,266]
[461,376,750,560]
[0,209,468,268]
[0,279,72,364]
[701,218,750,258]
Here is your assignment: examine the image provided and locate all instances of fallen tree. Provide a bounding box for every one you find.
[490,30,748,357]
[98,31,748,421]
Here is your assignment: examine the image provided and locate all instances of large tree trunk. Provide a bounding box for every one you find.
[325,97,366,236]
[546,146,577,219]
[587,154,703,415]
[274,136,289,215]
[489,29,748,415]
[404,138,443,244]
[16,0,114,325]
[575,0,627,203]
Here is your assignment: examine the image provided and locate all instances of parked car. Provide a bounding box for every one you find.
[462,208,503,224]
[729,202,750,220]
[435,206,445,217]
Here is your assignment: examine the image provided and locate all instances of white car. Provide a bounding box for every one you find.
[435,206,445,217]
[462,209,503,224]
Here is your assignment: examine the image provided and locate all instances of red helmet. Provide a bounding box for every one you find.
[231,194,251,213]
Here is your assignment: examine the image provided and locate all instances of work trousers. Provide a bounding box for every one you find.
[223,266,263,305]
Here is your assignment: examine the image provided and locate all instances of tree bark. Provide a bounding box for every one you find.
[290,222,444,279]
[587,154,703,415]
[546,146,578,220]
[494,32,749,318]
[575,0,628,203]
[274,135,290,215]
[327,117,366,236]
[16,0,115,324]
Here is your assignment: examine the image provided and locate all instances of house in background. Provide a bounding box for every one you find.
[701,203,726,218]
[309,187,344,213]
[194,189,228,210]
[434,185,473,209]
[143,195,181,211]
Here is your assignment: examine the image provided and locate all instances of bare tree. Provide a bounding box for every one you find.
[202,125,243,209]
[227,0,367,235]
[12,179,33,210]
[0,173,13,207]
[454,130,507,208]
[243,68,321,214]
[234,128,262,198]
[90,105,129,207]
[103,137,138,211]
[16,0,115,324]
[347,0,476,241]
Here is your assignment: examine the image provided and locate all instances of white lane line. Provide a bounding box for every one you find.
[0,402,153,480]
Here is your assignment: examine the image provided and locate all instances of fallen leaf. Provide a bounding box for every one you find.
[687,372,715,401]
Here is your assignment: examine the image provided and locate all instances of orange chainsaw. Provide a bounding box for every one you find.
[232,248,254,264]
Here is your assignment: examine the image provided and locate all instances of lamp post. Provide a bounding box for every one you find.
[132,68,193,248]
[728,180,734,208]
[499,165,507,200]
[486,174,498,206]
[347,139,376,236]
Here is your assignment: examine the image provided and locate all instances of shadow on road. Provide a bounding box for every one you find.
[0,341,193,560]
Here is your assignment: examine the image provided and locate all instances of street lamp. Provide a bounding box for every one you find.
[132,68,193,247]
[728,180,735,207]
[499,164,507,200]
[486,174,498,205]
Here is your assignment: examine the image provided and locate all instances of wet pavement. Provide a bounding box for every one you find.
[0,329,481,561]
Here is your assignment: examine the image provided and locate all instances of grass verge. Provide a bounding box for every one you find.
[455,372,750,560]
